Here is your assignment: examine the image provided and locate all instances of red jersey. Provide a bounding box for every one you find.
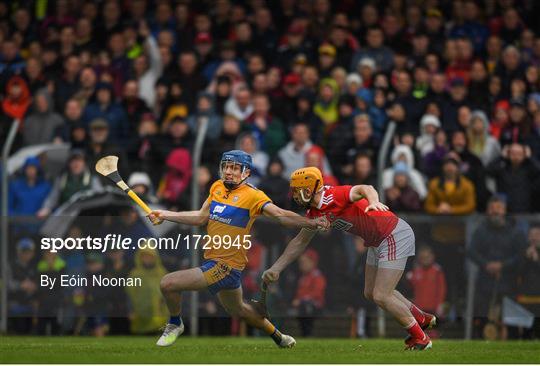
[307,185,398,247]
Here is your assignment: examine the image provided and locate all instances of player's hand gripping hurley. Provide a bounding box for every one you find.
[95,155,162,225]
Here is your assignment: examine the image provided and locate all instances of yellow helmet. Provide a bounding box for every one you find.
[290,167,323,192]
[290,167,323,206]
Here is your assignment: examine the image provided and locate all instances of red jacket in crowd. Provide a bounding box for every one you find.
[294,268,327,309]
[406,263,447,313]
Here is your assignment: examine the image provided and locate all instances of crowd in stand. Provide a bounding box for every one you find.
[2,0,540,338]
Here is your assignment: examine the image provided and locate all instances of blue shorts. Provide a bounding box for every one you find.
[200,260,242,295]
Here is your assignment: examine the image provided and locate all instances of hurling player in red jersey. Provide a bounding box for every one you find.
[263,167,436,350]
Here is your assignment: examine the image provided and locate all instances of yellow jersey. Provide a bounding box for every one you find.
[204,180,271,270]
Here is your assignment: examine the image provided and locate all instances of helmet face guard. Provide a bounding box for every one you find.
[291,181,320,207]
[220,160,250,190]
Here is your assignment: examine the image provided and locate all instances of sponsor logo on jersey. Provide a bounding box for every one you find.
[212,204,226,214]
[331,218,353,231]
[209,201,250,228]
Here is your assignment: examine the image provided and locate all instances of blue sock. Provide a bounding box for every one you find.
[169,316,182,326]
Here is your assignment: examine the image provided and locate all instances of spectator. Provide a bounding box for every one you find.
[467,110,502,166]
[490,100,510,140]
[384,162,422,212]
[82,82,129,144]
[450,131,491,212]
[346,153,377,186]
[276,22,313,70]
[73,66,98,107]
[356,57,376,89]
[23,57,47,94]
[487,143,540,213]
[8,238,38,334]
[305,145,339,186]
[416,114,441,157]
[159,116,193,157]
[187,92,222,141]
[1,76,31,140]
[468,194,527,338]
[423,129,450,179]
[278,123,331,179]
[500,98,531,147]
[293,89,324,143]
[236,132,268,187]
[468,60,490,111]
[383,144,427,200]
[128,172,158,204]
[393,70,424,135]
[519,225,540,339]
[495,45,525,97]
[406,246,447,320]
[84,253,109,337]
[0,39,26,83]
[224,86,253,122]
[54,54,81,111]
[36,250,66,335]
[121,79,151,134]
[159,82,189,129]
[313,78,340,128]
[157,148,192,209]
[133,21,163,108]
[441,77,469,132]
[425,156,476,215]
[293,249,327,337]
[344,114,379,171]
[245,93,286,156]
[104,249,131,335]
[53,98,86,146]
[127,113,162,187]
[206,61,246,96]
[23,89,64,146]
[38,150,102,217]
[85,118,129,181]
[194,165,214,210]
[317,43,337,78]
[351,26,394,73]
[258,158,290,210]
[203,40,245,83]
[326,95,356,177]
[212,75,233,116]
[9,157,51,216]
[125,247,168,334]
[203,114,241,168]
[175,50,207,108]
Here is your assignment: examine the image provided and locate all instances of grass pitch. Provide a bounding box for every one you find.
[0,336,539,363]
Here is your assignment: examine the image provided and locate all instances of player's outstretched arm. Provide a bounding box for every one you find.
[148,199,211,226]
[350,185,389,212]
[262,203,329,230]
[262,228,317,283]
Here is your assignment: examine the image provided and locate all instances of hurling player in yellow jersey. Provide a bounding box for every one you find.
[148,150,328,347]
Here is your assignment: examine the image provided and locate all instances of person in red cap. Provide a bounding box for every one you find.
[292,248,327,337]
